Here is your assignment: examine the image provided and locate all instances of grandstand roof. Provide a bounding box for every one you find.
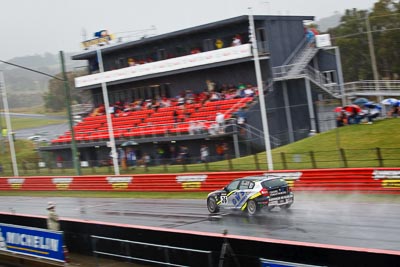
[72,15,314,60]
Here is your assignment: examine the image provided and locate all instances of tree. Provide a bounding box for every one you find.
[328,0,400,81]
[43,71,83,112]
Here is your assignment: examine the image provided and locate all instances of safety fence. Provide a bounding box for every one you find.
[0,168,399,193]
[92,235,213,267]
[1,147,400,177]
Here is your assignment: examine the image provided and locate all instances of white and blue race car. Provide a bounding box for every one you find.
[207,175,294,215]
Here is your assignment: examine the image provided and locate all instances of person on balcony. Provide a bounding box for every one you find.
[232,34,242,46]
[216,112,225,134]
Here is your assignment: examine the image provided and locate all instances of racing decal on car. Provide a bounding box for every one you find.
[52,177,73,190]
[263,172,302,187]
[7,178,25,190]
[106,177,133,190]
[372,170,400,189]
[231,191,250,208]
[176,175,207,190]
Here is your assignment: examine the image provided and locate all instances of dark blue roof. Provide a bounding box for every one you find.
[72,14,314,60]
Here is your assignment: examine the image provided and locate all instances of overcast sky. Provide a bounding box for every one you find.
[0,0,377,60]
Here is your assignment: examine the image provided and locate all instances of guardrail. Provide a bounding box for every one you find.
[0,168,399,193]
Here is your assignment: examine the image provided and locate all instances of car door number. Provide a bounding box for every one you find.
[221,195,228,204]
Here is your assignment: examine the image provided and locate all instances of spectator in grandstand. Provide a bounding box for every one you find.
[200,144,209,163]
[132,99,143,111]
[206,80,216,92]
[155,146,165,165]
[177,145,189,164]
[244,84,255,97]
[208,122,218,135]
[177,95,185,106]
[210,91,221,101]
[189,122,196,135]
[128,58,137,66]
[191,48,201,54]
[216,112,225,134]
[198,91,210,105]
[138,153,151,168]
[216,143,225,160]
[235,108,247,125]
[56,155,63,168]
[151,99,160,111]
[126,148,137,168]
[173,110,179,123]
[160,97,171,108]
[118,147,126,167]
[91,104,105,116]
[195,121,206,134]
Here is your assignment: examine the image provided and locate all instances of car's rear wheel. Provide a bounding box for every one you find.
[207,197,219,213]
[246,200,258,215]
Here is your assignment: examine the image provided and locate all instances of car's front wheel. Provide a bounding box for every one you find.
[207,197,219,213]
[281,203,292,210]
[246,200,258,215]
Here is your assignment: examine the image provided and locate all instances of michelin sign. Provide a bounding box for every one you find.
[0,223,65,262]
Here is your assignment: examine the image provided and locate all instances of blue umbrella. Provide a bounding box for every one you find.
[353,97,369,105]
[363,102,382,110]
[381,98,398,106]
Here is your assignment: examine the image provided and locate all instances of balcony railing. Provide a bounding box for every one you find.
[75,44,253,88]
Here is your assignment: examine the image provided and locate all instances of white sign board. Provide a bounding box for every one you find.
[75,44,252,88]
[316,34,332,48]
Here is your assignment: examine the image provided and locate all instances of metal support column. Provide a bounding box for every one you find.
[0,71,18,176]
[233,132,240,158]
[249,9,274,170]
[305,78,317,132]
[97,48,120,175]
[60,51,81,175]
[334,46,346,106]
[282,81,294,143]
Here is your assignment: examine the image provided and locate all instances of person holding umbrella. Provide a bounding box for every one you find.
[381,98,399,117]
[362,102,382,124]
[344,104,363,124]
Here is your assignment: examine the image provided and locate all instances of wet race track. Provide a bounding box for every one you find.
[0,193,399,252]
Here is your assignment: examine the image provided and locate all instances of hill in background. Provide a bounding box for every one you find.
[0,12,341,110]
[0,52,86,109]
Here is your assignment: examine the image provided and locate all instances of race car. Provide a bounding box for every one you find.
[207,175,294,215]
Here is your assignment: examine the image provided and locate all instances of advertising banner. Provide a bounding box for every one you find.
[75,44,252,88]
[0,223,65,262]
[260,258,324,267]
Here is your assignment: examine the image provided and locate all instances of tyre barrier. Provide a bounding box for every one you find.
[0,168,399,193]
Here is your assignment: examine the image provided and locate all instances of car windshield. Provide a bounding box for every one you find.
[261,179,287,188]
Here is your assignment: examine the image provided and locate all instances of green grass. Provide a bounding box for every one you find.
[1,118,399,176]
[1,117,66,131]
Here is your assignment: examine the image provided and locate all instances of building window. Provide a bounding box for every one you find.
[203,39,213,52]
[157,49,167,60]
[322,70,337,84]
[256,28,268,54]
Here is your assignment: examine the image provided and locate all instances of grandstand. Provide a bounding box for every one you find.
[41,15,342,166]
